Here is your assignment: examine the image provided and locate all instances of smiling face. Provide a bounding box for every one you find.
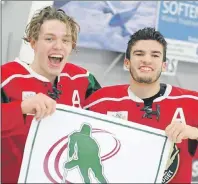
[30,19,73,81]
[125,40,166,84]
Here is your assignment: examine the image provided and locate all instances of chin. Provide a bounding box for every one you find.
[49,69,62,76]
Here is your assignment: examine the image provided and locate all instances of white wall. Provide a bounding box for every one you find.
[2,1,32,63]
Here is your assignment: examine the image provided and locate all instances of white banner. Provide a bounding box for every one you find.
[18,104,172,183]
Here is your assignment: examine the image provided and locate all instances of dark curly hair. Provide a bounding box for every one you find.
[126,27,167,62]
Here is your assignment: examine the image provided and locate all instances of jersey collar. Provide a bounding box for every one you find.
[127,84,172,102]
[15,57,61,82]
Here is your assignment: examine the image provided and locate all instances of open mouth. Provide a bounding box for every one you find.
[139,66,153,72]
[48,54,64,66]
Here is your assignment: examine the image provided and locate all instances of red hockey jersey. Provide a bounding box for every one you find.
[1,59,101,183]
[84,84,198,183]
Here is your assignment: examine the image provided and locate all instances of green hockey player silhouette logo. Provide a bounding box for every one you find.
[62,123,108,183]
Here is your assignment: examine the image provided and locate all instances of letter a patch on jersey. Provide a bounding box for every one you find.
[171,108,186,124]
[72,90,81,108]
[107,111,128,120]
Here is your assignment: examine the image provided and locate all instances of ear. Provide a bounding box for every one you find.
[30,39,36,50]
[124,58,130,70]
[162,62,166,72]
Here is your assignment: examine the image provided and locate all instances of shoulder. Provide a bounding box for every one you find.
[1,60,29,83]
[62,62,89,78]
[169,85,198,100]
[88,84,129,98]
[1,60,25,72]
[84,84,129,108]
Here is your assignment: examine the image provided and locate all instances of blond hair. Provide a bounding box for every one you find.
[23,6,80,49]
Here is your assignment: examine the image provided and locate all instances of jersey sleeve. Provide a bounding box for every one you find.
[83,86,105,111]
[1,63,26,138]
[188,90,198,156]
[1,88,26,138]
[85,73,101,99]
[191,91,198,127]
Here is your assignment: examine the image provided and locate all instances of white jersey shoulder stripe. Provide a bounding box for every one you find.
[1,74,33,88]
[167,95,198,100]
[83,93,198,109]
[1,72,90,88]
[59,71,89,80]
[83,96,131,109]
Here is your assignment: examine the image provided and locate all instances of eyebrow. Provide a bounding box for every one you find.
[151,51,162,54]
[133,50,162,54]
[44,33,72,38]
[133,50,144,54]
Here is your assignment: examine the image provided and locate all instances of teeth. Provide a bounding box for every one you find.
[141,67,152,71]
[49,54,63,58]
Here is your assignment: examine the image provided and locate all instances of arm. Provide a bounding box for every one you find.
[165,115,198,156]
[1,88,26,138]
[188,98,198,156]
[1,88,56,138]
[188,139,198,157]
[1,64,57,138]
[85,73,101,99]
[188,116,198,156]
[165,91,198,156]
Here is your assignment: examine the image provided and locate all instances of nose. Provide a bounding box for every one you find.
[53,39,62,50]
[142,54,152,64]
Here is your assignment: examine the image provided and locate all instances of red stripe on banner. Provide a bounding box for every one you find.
[43,136,68,183]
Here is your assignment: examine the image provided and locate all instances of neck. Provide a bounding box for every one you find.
[30,62,55,84]
[130,79,160,99]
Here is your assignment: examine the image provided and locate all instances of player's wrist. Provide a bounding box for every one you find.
[188,126,198,140]
[193,127,198,140]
